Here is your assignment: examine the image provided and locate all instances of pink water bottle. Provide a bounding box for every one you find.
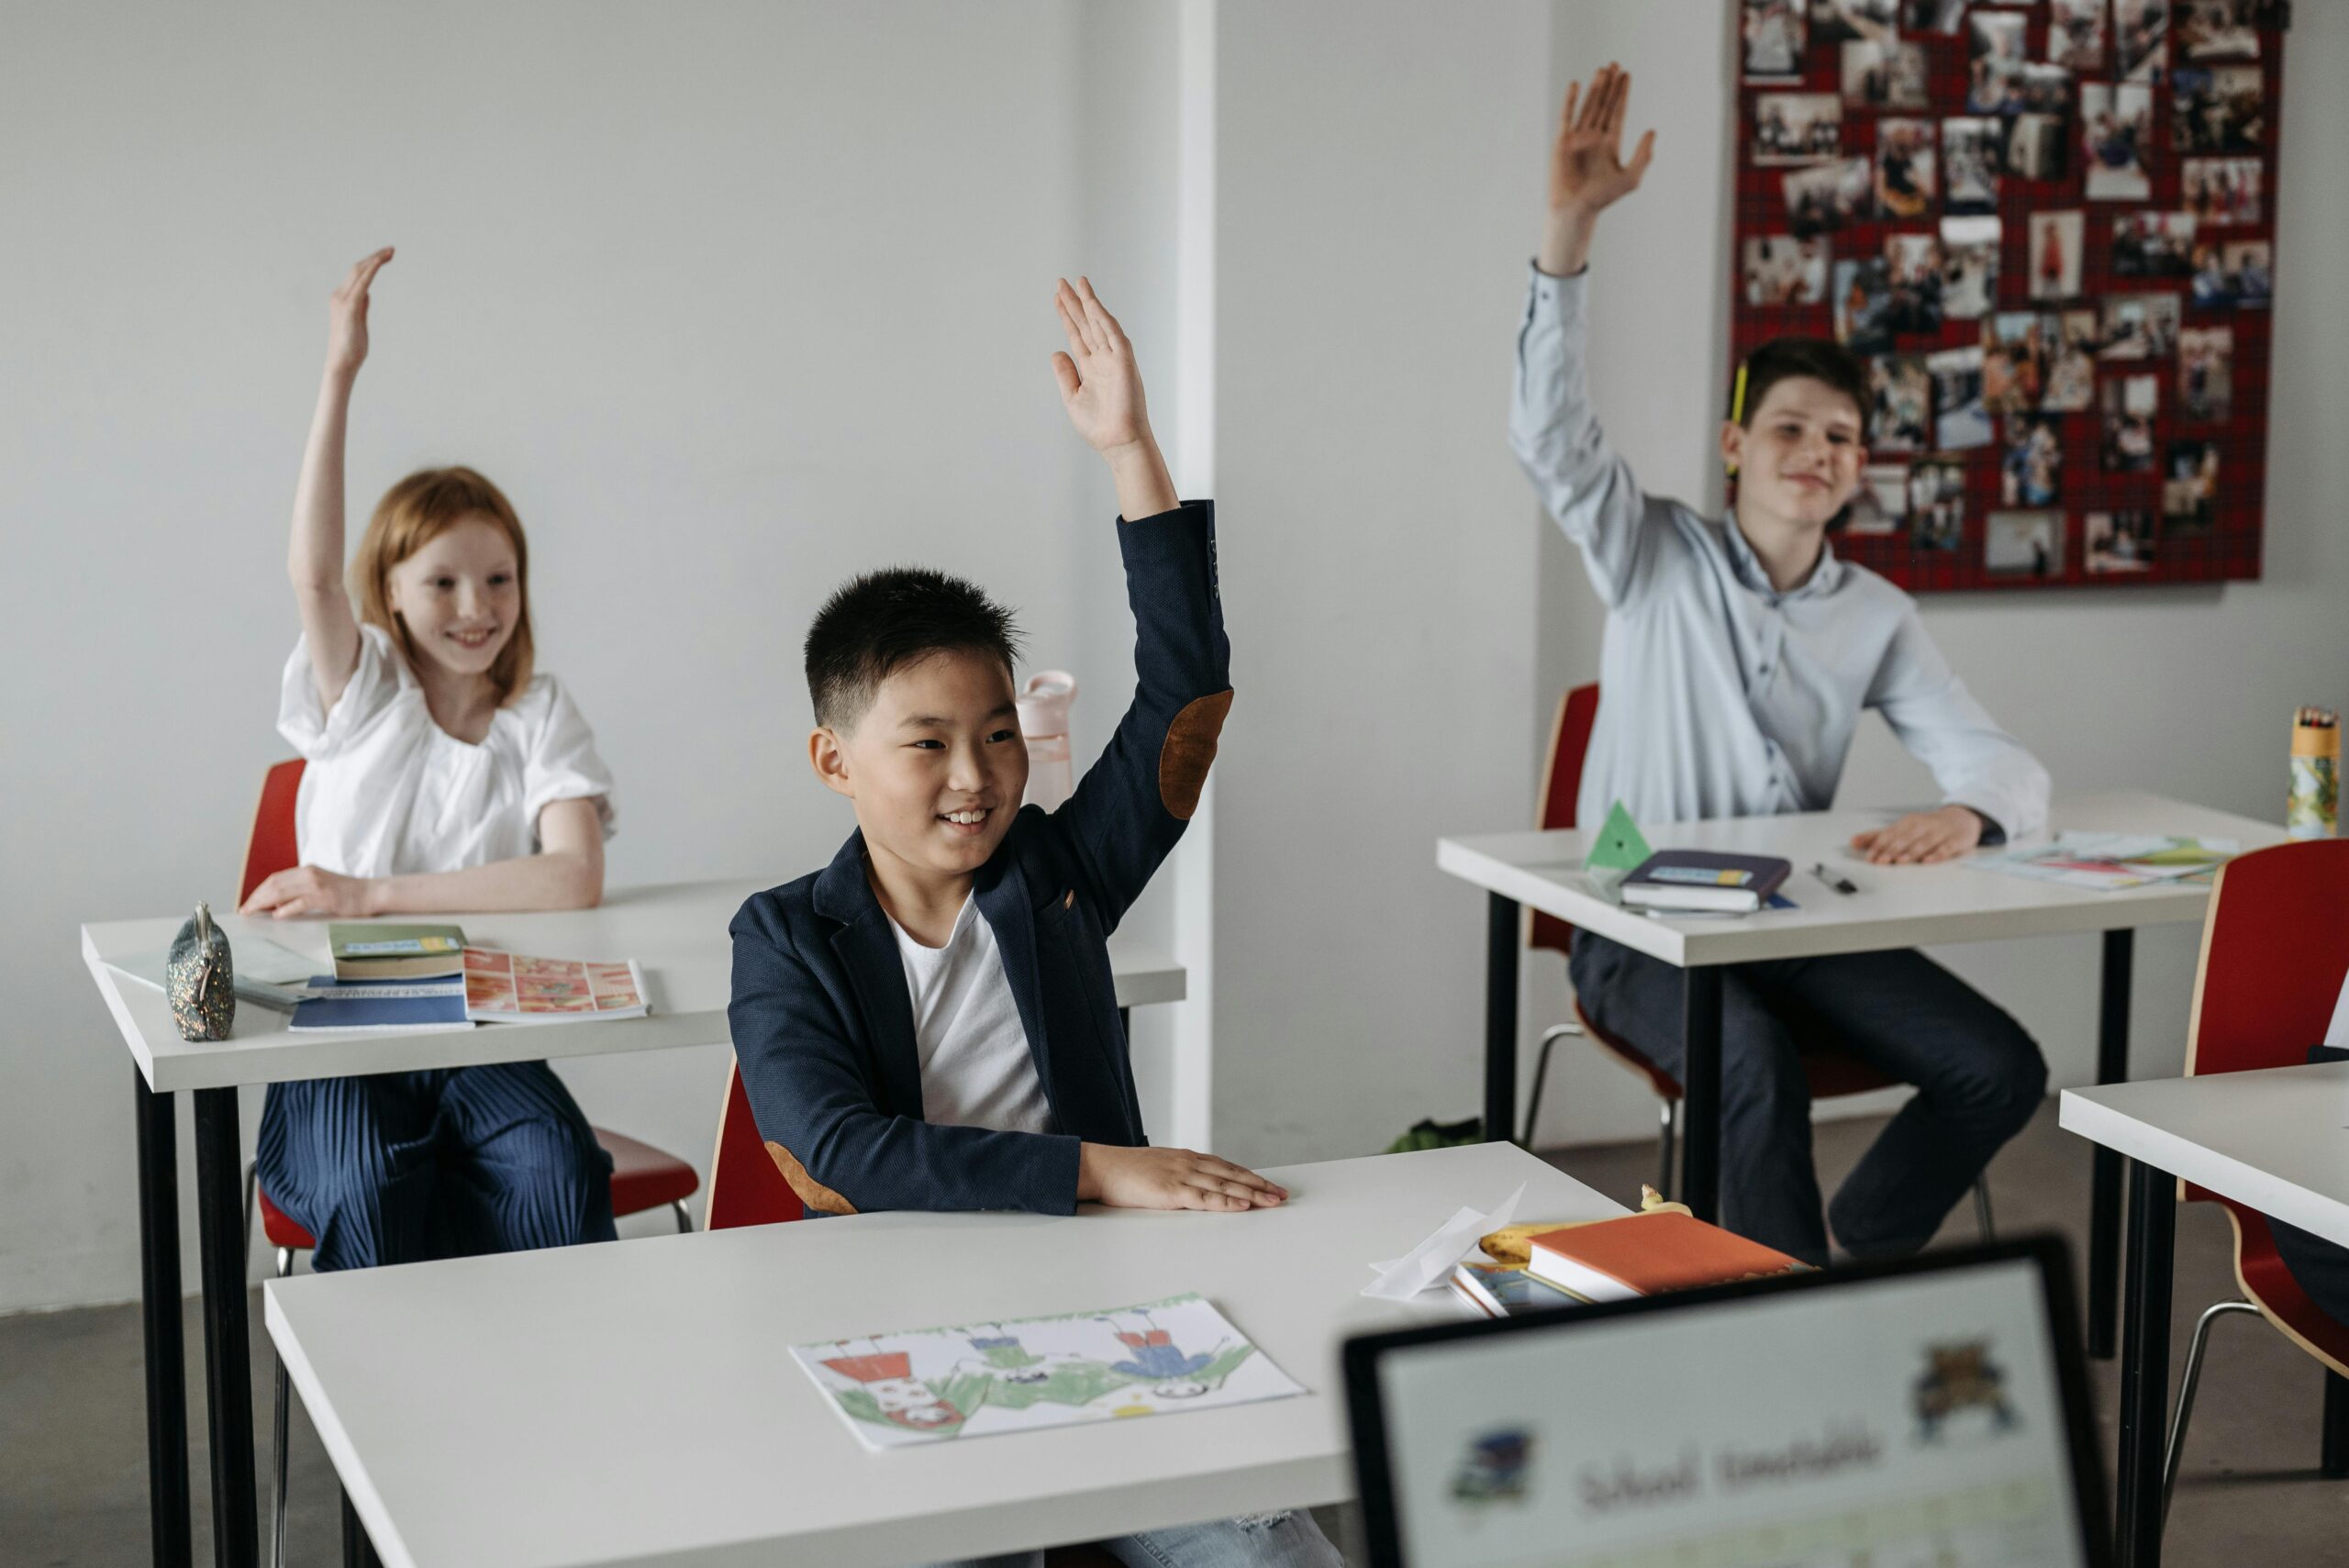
[1017,671,1078,812]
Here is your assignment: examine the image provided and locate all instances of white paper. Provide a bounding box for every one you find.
[2326,968,2349,1050]
[1361,1183,1524,1301]
[791,1293,1302,1450]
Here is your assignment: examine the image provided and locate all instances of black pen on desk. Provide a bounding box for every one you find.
[1810,862,1860,896]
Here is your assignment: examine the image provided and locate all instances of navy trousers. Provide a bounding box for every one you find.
[256,1062,617,1272]
[1570,934,2047,1267]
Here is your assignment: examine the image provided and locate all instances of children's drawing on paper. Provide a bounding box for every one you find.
[792,1293,1303,1449]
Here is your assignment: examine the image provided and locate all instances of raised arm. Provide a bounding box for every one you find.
[290,247,393,712]
[1045,279,1228,929]
[1510,67,1666,609]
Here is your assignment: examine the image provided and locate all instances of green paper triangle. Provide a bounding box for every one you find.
[1585,801,1653,873]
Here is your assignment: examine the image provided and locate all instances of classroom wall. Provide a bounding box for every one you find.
[1206,1,1553,1167]
[1521,0,2349,1150]
[0,0,1192,1314]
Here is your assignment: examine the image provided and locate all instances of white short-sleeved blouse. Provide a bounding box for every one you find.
[277,624,617,880]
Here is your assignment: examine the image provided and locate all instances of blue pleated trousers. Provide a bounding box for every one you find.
[255,1062,618,1272]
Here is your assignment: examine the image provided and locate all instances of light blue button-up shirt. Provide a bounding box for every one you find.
[1509,265,2050,840]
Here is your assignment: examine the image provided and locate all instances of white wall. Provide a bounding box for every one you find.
[1523,0,2349,1148]
[1208,0,1553,1165]
[0,0,1191,1313]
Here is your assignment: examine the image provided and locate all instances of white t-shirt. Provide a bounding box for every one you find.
[886,895,1053,1135]
[277,623,616,879]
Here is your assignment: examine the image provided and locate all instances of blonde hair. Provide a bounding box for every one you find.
[351,466,536,704]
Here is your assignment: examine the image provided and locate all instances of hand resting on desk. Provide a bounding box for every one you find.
[1079,1144,1289,1213]
[1849,804,1986,866]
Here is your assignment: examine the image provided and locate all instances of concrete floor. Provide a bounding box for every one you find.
[6,1102,2346,1565]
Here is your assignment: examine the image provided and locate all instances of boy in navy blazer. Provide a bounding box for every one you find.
[729,278,1287,1223]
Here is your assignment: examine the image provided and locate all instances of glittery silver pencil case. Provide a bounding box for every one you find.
[166,902,235,1041]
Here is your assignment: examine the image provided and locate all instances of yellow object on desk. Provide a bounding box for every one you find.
[1476,1185,1693,1267]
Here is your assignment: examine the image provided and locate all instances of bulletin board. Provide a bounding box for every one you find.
[1731,0,2288,592]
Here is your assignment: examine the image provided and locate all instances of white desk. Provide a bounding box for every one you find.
[2060,1063,2349,1565]
[83,878,1186,1568]
[268,1142,1613,1568]
[1438,789,2285,1359]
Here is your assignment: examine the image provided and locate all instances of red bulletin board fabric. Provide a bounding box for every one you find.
[1729,0,2287,592]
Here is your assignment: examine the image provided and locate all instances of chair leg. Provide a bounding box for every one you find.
[671,1199,693,1234]
[1655,1101,1679,1203]
[1522,1024,1580,1148]
[1973,1178,1996,1240]
[2162,1299,2259,1524]
[272,1246,295,1568]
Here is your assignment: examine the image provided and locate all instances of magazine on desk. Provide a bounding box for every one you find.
[287,949,650,1031]
[1968,832,2237,892]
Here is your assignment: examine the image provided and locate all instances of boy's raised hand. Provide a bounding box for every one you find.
[1051,276,1178,519]
[327,247,394,380]
[1051,277,1151,455]
[1541,64,1655,276]
[1550,64,1654,217]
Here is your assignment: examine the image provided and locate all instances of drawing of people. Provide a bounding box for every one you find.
[820,1347,974,1434]
[1102,1312,1222,1398]
[966,1327,1052,1384]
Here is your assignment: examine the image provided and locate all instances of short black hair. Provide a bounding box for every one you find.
[1732,337,1868,428]
[804,567,1024,731]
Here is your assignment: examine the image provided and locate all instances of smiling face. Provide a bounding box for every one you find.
[811,647,1030,896]
[384,515,521,680]
[1720,375,1867,534]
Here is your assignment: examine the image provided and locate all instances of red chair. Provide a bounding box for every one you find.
[704,1062,806,1229]
[2156,840,2349,1529]
[1520,684,1994,1238]
[238,759,700,1568]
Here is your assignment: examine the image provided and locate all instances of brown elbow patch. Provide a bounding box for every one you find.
[765,1140,859,1216]
[1158,689,1233,820]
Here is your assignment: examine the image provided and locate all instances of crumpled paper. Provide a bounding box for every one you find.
[1361,1183,1524,1300]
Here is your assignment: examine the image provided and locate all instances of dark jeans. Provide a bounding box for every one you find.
[1570,934,2048,1266]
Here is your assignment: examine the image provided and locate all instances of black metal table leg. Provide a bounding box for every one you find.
[2115,1158,2176,1567]
[2323,1371,2349,1479]
[342,1488,382,1568]
[135,1071,193,1568]
[2090,929,2135,1359]
[1681,967,1724,1224]
[194,1088,259,1568]
[1485,893,1520,1144]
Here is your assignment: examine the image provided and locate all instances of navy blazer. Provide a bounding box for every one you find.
[729,502,1230,1217]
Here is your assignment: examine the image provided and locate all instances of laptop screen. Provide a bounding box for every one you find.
[1349,1246,2103,1568]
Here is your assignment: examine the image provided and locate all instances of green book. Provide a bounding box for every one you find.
[328,922,469,981]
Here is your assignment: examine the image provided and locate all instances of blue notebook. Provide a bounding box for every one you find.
[289,976,471,1034]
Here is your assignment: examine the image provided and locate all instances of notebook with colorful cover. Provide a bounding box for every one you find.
[1523,1211,1805,1303]
[1449,1261,1585,1318]
[1618,851,1791,914]
[328,923,468,981]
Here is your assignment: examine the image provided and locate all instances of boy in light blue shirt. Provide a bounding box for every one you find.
[1510,66,2050,1265]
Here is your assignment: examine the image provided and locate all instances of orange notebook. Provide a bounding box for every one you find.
[1523,1212,1804,1303]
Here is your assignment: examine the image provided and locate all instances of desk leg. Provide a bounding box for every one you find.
[1681,968,1723,1225]
[2090,929,2135,1360]
[194,1088,259,1568]
[2323,1372,2349,1479]
[135,1072,193,1568]
[1485,893,1520,1145]
[342,1489,383,1568]
[2115,1158,2175,1567]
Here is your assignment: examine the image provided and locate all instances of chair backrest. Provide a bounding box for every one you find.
[1530,684,1600,962]
[705,1062,806,1229]
[2184,839,2349,1081]
[239,758,307,906]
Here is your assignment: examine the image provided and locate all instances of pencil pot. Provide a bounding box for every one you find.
[166,902,235,1041]
[2288,722,2339,841]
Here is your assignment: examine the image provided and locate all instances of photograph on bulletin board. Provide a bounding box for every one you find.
[1731,0,2285,592]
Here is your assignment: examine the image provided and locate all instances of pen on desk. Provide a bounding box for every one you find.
[1810,862,1860,896]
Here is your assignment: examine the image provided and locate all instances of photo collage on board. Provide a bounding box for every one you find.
[1735,0,2277,590]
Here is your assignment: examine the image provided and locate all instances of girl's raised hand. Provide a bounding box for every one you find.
[1050,277,1151,456]
[1550,63,1655,218]
[327,247,395,380]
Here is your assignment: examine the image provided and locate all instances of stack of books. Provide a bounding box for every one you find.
[290,925,651,1032]
[1450,1211,1805,1317]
